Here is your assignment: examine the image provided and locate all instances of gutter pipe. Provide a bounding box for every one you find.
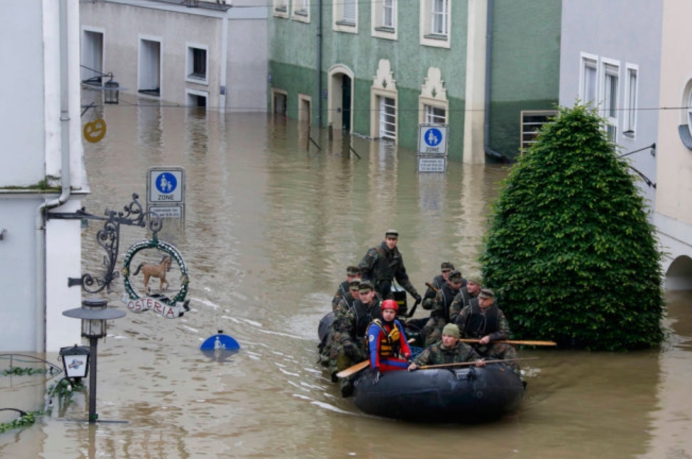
[316,0,323,128]
[36,0,73,351]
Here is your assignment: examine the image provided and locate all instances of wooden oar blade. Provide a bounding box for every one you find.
[459,339,557,346]
[335,360,369,378]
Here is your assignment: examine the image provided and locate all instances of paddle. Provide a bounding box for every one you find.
[417,357,537,370]
[425,282,439,293]
[459,338,557,346]
[335,360,370,378]
[405,297,421,318]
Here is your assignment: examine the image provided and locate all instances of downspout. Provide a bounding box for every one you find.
[220,8,229,112]
[483,0,510,163]
[316,0,323,127]
[36,0,73,351]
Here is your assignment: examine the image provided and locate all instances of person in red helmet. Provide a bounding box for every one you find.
[366,299,412,373]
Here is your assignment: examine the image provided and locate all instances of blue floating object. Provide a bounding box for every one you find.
[201,331,240,351]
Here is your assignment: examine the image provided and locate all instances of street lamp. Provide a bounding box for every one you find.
[62,298,126,423]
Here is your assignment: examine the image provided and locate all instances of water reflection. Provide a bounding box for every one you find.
[4,109,692,458]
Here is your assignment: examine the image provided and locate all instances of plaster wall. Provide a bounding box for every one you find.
[559,0,663,207]
[0,1,46,186]
[80,0,268,111]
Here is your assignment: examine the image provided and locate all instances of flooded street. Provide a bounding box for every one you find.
[2,104,692,459]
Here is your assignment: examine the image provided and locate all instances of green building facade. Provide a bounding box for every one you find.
[268,0,561,162]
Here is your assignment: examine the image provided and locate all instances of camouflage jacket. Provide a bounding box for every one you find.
[358,242,419,299]
[449,287,478,324]
[429,282,461,323]
[455,303,511,342]
[331,280,352,311]
[413,341,482,366]
[332,297,382,346]
[423,274,445,306]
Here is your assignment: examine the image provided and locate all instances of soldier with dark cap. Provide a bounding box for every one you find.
[358,229,422,311]
[408,324,485,370]
[449,273,483,324]
[421,269,465,346]
[454,288,519,371]
[422,262,456,310]
[331,266,361,311]
[329,280,382,396]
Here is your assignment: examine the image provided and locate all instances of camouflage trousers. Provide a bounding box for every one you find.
[327,333,367,396]
[475,342,520,374]
[421,317,446,347]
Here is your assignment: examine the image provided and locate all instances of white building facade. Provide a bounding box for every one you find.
[80,0,268,112]
[0,0,86,352]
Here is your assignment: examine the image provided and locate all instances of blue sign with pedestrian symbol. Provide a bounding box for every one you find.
[155,172,177,194]
[418,124,448,155]
[148,168,184,204]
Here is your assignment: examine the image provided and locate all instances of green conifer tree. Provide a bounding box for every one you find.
[480,104,663,350]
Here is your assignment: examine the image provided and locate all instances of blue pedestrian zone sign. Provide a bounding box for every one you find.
[418,124,448,155]
[148,167,185,204]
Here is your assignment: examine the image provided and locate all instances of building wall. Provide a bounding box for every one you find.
[0,1,46,186]
[80,0,267,111]
[490,0,562,160]
[0,0,84,352]
[269,0,560,162]
[655,0,692,287]
[559,0,663,207]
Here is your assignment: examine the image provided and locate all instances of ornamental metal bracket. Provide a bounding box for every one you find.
[47,193,163,294]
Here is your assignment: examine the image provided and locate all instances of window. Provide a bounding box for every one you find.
[420,0,450,48]
[419,67,448,125]
[292,0,309,22]
[333,0,357,32]
[580,55,598,106]
[81,29,104,85]
[139,37,162,97]
[624,65,638,136]
[520,110,557,151]
[273,0,288,18]
[379,97,396,140]
[371,59,398,142]
[424,105,446,125]
[602,62,619,142]
[186,45,208,84]
[372,0,396,39]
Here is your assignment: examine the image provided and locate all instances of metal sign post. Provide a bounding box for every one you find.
[147,167,186,219]
[417,124,449,173]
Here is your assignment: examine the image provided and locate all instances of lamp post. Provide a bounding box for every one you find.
[62,298,125,423]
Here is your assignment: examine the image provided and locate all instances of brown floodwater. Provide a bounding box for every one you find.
[1,102,692,459]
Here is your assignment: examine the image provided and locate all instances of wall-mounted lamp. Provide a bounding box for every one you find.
[81,65,120,105]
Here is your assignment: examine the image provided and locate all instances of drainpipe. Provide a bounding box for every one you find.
[483,0,510,163]
[316,0,323,127]
[36,0,73,351]
[220,8,229,112]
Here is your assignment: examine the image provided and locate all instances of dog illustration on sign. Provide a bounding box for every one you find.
[132,255,172,293]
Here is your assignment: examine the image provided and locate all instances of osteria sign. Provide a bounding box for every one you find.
[125,296,187,318]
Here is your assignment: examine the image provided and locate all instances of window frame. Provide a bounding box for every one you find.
[420,0,451,49]
[185,43,209,85]
[601,58,620,143]
[273,0,289,18]
[333,0,358,33]
[292,0,310,23]
[520,110,558,152]
[372,0,397,40]
[138,35,163,99]
[579,52,598,107]
[623,64,638,137]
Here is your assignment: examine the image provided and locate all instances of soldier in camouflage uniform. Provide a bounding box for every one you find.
[422,262,455,310]
[358,229,422,305]
[408,324,485,370]
[319,278,361,364]
[329,280,382,396]
[454,288,519,372]
[449,273,482,324]
[421,270,464,346]
[331,266,360,311]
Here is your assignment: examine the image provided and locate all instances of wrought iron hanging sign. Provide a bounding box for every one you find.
[121,236,190,319]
